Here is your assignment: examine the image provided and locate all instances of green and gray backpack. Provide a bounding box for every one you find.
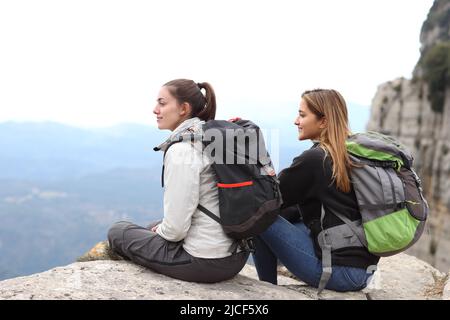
[317,131,428,294]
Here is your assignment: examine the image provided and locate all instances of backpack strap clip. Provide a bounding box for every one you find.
[227,238,255,254]
[238,238,255,253]
[317,205,332,296]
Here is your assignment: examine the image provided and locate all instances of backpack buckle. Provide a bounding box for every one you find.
[238,238,255,253]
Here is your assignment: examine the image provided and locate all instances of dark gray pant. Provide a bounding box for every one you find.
[107,221,249,283]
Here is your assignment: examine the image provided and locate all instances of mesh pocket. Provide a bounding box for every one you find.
[217,181,255,225]
[397,168,428,221]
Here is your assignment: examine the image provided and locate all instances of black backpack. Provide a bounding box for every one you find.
[158,119,283,249]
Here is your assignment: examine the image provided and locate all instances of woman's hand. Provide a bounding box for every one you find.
[151,224,159,233]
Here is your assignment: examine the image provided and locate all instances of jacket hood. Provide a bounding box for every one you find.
[154,117,204,152]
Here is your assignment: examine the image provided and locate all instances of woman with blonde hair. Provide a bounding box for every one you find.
[253,89,379,292]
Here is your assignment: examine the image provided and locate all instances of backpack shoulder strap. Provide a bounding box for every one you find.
[153,134,196,188]
[332,210,368,247]
[317,205,332,297]
[198,204,245,254]
[316,205,368,297]
[197,204,222,224]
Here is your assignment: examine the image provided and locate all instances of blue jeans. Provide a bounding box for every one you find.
[252,216,374,292]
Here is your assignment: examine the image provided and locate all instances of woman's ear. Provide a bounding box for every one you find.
[319,117,327,129]
[179,102,192,117]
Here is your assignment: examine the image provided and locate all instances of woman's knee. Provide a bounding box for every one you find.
[107,221,132,242]
[326,267,370,292]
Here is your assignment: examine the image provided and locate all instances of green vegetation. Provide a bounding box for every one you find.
[421,41,450,113]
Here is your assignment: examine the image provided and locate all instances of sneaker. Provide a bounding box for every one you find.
[77,240,125,262]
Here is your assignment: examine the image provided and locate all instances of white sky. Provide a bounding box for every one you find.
[0,0,434,128]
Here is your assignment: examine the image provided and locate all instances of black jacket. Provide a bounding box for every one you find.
[278,144,380,269]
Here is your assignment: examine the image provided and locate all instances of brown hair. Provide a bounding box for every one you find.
[163,79,216,121]
[301,89,353,192]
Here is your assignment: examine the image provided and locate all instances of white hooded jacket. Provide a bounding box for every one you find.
[154,117,235,258]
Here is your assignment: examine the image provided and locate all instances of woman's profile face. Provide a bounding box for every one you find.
[153,86,187,131]
[294,98,324,141]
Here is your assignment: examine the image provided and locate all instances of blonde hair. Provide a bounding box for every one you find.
[301,89,353,192]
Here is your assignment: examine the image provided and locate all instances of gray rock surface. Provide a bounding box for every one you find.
[0,261,309,300]
[443,273,450,300]
[366,253,445,300]
[0,253,448,300]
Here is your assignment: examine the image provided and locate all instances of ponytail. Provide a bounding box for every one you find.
[196,82,216,121]
[163,79,216,121]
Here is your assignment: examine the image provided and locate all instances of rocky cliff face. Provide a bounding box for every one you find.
[0,254,448,300]
[367,0,450,271]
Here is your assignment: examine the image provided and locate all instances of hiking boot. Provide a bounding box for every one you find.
[77,240,125,262]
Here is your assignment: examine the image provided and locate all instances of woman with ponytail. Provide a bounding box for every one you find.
[253,89,379,292]
[107,79,248,283]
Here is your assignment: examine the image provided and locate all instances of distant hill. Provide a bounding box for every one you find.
[0,102,369,180]
[0,121,167,181]
[0,169,164,279]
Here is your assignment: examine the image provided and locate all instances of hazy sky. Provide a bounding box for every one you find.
[0,0,434,128]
